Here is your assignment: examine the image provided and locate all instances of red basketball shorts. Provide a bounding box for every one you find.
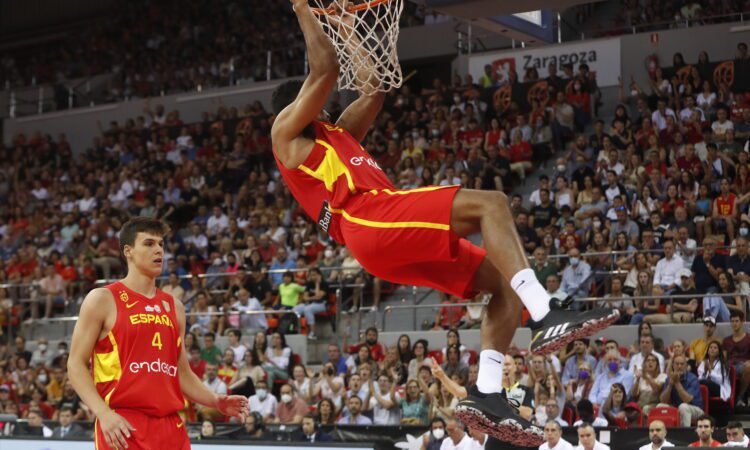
[95,409,190,450]
[338,185,486,298]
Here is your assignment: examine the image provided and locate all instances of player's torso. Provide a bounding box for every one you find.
[93,281,184,416]
[274,121,394,242]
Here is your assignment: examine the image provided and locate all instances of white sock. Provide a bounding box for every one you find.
[476,350,505,394]
[510,268,551,322]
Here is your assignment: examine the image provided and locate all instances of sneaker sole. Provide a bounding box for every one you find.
[455,404,544,447]
[530,309,620,356]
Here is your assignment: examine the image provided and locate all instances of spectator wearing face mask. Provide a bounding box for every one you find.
[561,248,592,300]
[421,417,447,450]
[248,379,277,423]
[588,350,634,408]
[274,383,309,424]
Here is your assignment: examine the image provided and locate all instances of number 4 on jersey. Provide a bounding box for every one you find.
[152,332,163,350]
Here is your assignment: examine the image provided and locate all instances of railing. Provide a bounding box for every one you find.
[382,301,487,331]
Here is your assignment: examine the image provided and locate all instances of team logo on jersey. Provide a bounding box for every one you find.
[119,291,129,302]
[129,358,178,377]
[162,300,171,313]
[145,305,162,313]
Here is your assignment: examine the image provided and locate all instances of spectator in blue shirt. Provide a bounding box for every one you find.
[270,247,296,287]
[562,339,597,385]
[337,396,372,425]
[588,349,635,407]
[326,343,348,375]
[659,355,703,427]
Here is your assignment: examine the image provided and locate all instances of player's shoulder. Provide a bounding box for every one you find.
[78,287,115,318]
[82,287,115,304]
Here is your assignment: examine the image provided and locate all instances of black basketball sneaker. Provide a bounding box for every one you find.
[455,386,544,447]
[527,297,620,355]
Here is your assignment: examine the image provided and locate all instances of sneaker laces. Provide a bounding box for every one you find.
[551,295,574,310]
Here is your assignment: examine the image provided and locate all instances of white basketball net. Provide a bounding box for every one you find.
[310,0,403,93]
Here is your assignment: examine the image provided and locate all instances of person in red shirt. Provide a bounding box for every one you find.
[713,178,739,240]
[689,415,722,447]
[304,234,325,263]
[508,129,533,181]
[67,217,248,450]
[723,310,750,405]
[350,327,385,362]
[460,119,484,149]
[188,346,207,380]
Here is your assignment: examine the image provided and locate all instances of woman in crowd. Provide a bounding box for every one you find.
[630,272,661,324]
[200,420,216,439]
[346,345,378,377]
[565,360,595,408]
[290,363,314,404]
[408,339,432,380]
[697,341,732,402]
[316,398,338,425]
[554,176,576,210]
[399,379,430,425]
[441,329,469,366]
[381,346,407,386]
[428,379,457,421]
[576,175,595,207]
[630,353,666,417]
[397,334,413,365]
[600,382,627,424]
[187,291,217,335]
[228,349,265,398]
[313,362,345,413]
[441,345,468,380]
[262,331,291,385]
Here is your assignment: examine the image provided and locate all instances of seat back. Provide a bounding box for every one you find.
[699,384,709,414]
[647,406,680,428]
[428,350,444,365]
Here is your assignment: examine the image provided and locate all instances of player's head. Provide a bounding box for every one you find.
[272,80,330,121]
[119,217,169,277]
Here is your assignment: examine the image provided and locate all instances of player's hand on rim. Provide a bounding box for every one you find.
[99,409,136,449]
[217,394,250,421]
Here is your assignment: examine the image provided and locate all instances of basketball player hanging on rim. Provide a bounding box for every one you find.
[272,0,619,446]
[68,218,249,450]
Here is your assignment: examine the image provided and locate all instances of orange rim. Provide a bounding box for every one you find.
[311,0,392,15]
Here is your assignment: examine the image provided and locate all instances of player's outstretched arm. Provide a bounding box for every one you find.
[68,288,136,449]
[272,0,339,154]
[174,300,249,421]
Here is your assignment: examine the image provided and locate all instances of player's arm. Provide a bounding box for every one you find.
[271,0,339,164]
[68,288,135,449]
[174,300,249,420]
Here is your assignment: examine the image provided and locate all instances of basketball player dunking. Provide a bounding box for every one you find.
[272,0,619,446]
[68,218,248,449]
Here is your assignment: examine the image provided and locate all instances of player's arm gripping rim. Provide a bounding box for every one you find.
[68,288,136,449]
[332,1,386,141]
[271,0,340,169]
[174,299,249,420]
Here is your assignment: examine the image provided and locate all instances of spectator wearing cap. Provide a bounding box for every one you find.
[638,420,674,450]
[562,339,597,385]
[690,317,721,364]
[644,268,698,324]
[658,354,703,427]
[609,205,639,247]
[653,240,684,292]
[691,236,726,294]
[723,421,749,447]
[588,349,634,408]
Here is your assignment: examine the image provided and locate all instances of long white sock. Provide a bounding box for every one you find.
[476,350,505,394]
[510,268,551,322]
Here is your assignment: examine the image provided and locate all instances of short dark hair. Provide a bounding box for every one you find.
[228,329,242,340]
[272,80,304,115]
[727,421,744,430]
[119,217,169,257]
[204,332,216,340]
[731,310,746,321]
[697,415,715,427]
[59,406,74,415]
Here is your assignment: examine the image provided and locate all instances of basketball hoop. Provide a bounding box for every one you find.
[310,0,403,93]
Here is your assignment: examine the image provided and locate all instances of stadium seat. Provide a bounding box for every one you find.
[467,349,478,365]
[699,384,710,415]
[707,365,736,415]
[428,350,444,365]
[648,406,680,428]
[562,405,575,426]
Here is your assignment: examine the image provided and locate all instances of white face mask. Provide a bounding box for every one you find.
[324,250,334,259]
[38,344,47,352]
[281,394,293,404]
[256,389,267,400]
[557,165,566,172]
[433,428,445,439]
[37,373,48,384]
[570,257,580,266]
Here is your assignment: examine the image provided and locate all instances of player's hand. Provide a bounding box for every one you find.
[99,409,136,449]
[217,394,250,421]
[290,0,309,10]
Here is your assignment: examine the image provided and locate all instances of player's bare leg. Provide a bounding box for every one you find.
[451,189,618,355]
[452,189,618,445]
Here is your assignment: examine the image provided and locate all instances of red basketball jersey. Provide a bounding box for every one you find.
[716,193,736,216]
[273,121,394,243]
[92,282,184,417]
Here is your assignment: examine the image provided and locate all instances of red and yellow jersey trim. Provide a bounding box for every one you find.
[298,139,356,193]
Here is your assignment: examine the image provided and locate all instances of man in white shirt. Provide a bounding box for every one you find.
[712,107,734,142]
[574,423,610,450]
[638,420,674,450]
[184,223,209,258]
[540,421,574,450]
[653,240,684,291]
[724,421,750,447]
[651,99,677,131]
[206,206,229,236]
[546,274,568,302]
[233,289,268,331]
[440,419,474,450]
[674,226,697,269]
[248,379,278,423]
[200,363,229,421]
[529,175,554,207]
[227,329,247,364]
[628,334,665,373]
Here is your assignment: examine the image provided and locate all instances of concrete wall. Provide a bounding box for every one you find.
[621,21,750,87]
